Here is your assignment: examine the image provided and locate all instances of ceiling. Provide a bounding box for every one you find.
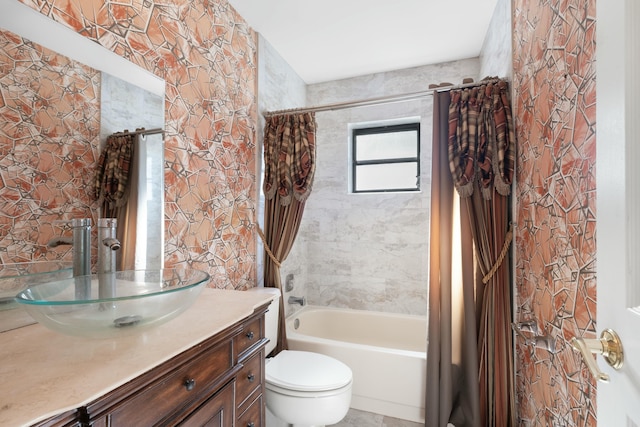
[228,0,499,84]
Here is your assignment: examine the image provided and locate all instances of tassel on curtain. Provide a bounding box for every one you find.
[260,112,317,354]
[447,79,516,426]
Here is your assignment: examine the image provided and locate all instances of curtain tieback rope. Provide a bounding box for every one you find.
[482,222,514,285]
[256,225,282,268]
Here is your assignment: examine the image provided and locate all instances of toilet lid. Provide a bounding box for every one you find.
[266,350,352,392]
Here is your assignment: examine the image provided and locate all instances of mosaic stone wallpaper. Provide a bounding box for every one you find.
[1,0,258,289]
[0,28,101,264]
[512,0,597,425]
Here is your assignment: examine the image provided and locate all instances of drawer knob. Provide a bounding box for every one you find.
[247,423,255,427]
[247,373,255,383]
[246,331,254,340]
[184,378,196,391]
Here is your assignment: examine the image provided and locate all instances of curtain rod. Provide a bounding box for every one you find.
[113,128,165,137]
[263,78,502,117]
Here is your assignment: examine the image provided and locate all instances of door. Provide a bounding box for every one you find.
[596,0,640,424]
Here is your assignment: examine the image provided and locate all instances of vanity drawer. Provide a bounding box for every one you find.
[237,349,264,409]
[235,316,263,356]
[237,394,263,427]
[97,340,233,426]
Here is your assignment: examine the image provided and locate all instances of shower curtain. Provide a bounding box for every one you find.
[427,79,516,427]
[261,112,317,354]
[94,133,135,218]
[427,89,482,427]
[94,130,164,271]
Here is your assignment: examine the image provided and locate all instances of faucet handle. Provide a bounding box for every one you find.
[515,319,539,334]
[511,323,532,344]
[53,218,92,229]
[98,218,117,228]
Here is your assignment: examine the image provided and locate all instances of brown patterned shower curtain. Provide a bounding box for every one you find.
[93,132,139,270]
[94,133,135,217]
[261,112,317,354]
[427,79,516,427]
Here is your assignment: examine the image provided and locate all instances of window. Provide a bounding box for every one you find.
[351,123,420,193]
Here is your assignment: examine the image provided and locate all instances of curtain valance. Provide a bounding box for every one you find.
[263,112,317,205]
[448,80,515,199]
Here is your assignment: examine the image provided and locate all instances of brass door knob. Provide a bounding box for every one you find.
[570,329,624,383]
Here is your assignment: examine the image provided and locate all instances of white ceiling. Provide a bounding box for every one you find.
[228,0,499,84]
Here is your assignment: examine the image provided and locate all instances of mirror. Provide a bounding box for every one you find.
[0,3,165,295]
[99,73,165,271]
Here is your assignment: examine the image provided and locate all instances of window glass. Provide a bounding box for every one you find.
[352,123,420,193]
[355,130,418,161]
[354,162,419,192]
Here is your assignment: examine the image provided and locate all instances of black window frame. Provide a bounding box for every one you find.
[351,122,421,193]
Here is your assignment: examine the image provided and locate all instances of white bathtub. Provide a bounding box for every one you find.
[286,305,427,423]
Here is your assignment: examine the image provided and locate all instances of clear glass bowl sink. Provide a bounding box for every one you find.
[15,268,210,338]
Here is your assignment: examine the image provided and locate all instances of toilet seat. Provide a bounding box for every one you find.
[265,350,352,393]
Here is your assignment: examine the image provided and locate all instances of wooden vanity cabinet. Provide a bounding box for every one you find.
[36,304,269,427]
[32,410,81,427]
[235,315,266,427]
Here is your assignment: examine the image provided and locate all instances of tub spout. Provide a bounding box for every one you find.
[288,295,306,306]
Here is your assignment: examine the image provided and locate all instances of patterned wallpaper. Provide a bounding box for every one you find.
[0,29,101,264]
[0,0,258,289]
[0,0,602,421]
[512,0,597,425]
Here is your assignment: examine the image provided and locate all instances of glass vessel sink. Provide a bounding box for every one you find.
[0,261,73,332]
[15,268,210,338]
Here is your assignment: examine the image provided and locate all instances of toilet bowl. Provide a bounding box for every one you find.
[248,287,353,427]
[266,350,352,426]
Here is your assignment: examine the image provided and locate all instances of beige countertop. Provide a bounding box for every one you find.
[0,288,272,427]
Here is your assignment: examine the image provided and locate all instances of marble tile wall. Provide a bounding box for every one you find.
[512,0,597,425]
[479,0,512,80]
[1,0,258,289]
[279,58,479,317]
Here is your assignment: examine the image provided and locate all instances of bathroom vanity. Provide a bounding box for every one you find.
[0,289,272,427]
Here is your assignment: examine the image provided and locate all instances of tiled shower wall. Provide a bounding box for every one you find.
[279,58,479,317]
[512,0,597,425]
[0,0,258,289]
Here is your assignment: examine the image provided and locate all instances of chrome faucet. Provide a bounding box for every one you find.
[47,218,122,301]
[97,218,120,274]
[288,295,306,306]
[48,218,92,278]
[48,218,92,299]
[97,218,121,301]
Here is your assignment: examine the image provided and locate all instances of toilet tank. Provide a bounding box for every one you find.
[248,287,281,355]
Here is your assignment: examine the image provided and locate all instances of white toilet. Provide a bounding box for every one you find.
[251,287,352,427]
